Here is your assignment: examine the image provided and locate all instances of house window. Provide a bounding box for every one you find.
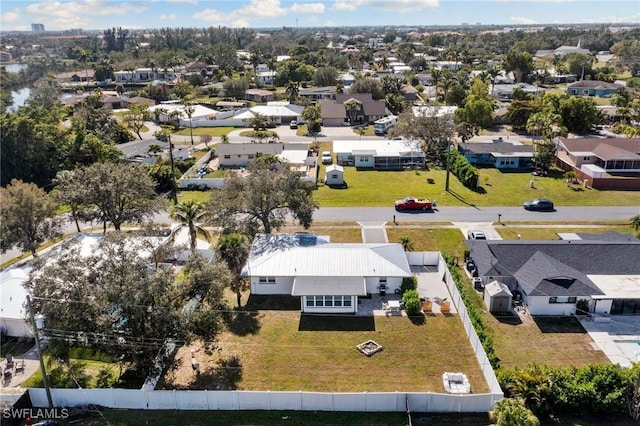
[248,154,255,159]
[258,277,276,284]
[305,295,352,308]
[331,174,338,179]
[224,155,231,159]
[583,156,590,161]
[549,296,577,304]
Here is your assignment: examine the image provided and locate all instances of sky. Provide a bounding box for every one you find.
[0,0,639,32]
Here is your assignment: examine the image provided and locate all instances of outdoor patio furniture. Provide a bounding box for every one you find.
[3,367,11,379]
[388,300,401,313]
[14,360,25,374]
[422,300,433,313]
[440,301,451,313]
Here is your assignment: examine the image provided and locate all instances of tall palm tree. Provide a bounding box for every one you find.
[218,233,249,308]
[171,200,210,252]
[285,80,299,104]
[182,96,195,145]
[344,99,361,125]
[630,214,640,233]
[430,68,442,101]
[249,52,262,87]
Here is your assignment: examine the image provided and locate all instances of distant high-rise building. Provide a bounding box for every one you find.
[31,23,45,33]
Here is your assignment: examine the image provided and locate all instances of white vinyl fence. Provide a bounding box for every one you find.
[29,388,496,413]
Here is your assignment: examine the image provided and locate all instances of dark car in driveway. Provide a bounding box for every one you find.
[523,198,554,211]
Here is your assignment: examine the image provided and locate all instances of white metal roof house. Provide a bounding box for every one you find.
[0,267,32,337]
[333,139,425,170]
[241,234,413,314]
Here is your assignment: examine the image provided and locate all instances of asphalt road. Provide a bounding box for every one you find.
[3,206,638,264]
[314,206,640,223]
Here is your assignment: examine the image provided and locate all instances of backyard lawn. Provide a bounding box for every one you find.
[314,161,640,207]
[162,310,489,394]
[486,314,610,369]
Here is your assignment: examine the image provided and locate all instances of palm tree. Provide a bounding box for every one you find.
[563,171,578,186]
[220,133,230,144]
[182,97,195,145]
[247,111,269,131]
[490,398,540,426]
[630,215,640,233]
[218,233,249,308]
[285,80,299,104]
[77,48,90,87]
[399,235,414,251]
[249,52,262,87]
[170,200,210,252]
[430,68,442,101]
[344,99,361,126]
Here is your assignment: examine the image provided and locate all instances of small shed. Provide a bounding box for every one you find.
[324,164,344,186]
[484,280,513,313]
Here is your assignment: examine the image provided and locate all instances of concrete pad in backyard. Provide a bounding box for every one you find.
[579,316,640,367]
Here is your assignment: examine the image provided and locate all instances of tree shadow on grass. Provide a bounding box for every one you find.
[244,295,301,311]
[188,356,243,390]
[225,309,260,336]
[532,316,587,334]
[448,190,480,209]
[298,315,375,331]
[408,314,426,325]
[494,313,522,326]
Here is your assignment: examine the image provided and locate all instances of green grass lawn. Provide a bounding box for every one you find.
[386,228,466,258]
[176,190,212,204]
[314,166,640,207]
[163,311,489,393]
[351,125,375,136]
[172,127,236,137]
[496,225,636,240]
[282,222,363,242]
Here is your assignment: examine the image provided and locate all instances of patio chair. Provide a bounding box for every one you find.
[14,360,25,375]
[422,300,433,313]
[440,301,451,313]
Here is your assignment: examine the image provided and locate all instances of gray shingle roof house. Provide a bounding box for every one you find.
[242,234,412,314]
[321,93,386,126]
[466,234,640,316]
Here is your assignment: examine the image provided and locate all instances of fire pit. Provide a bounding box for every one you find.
[356,340,383,357]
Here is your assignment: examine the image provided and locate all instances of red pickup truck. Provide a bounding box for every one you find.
[395,197,435,211]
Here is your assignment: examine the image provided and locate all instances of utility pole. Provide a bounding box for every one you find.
[445,143,453,191]
[26,295,53,408]
[168,134,178,204]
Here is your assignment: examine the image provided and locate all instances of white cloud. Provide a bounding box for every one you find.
[510,16,537,24]
[324,20,336,27]
[195,0,325,27]
[363,0,439,12]
[332,0,438,12]
[231,18,251,28]
[165,0,198,3]
[331,1,359,11]
[290,2,325,13]
[1,10,20,24]
[22,1,147,29]
[582,12,640,24]
[192,8,226,25]
[159,13,176,20]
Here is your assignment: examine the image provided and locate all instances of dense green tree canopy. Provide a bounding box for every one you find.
[0,179,61,255]
[207,156,318,235]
